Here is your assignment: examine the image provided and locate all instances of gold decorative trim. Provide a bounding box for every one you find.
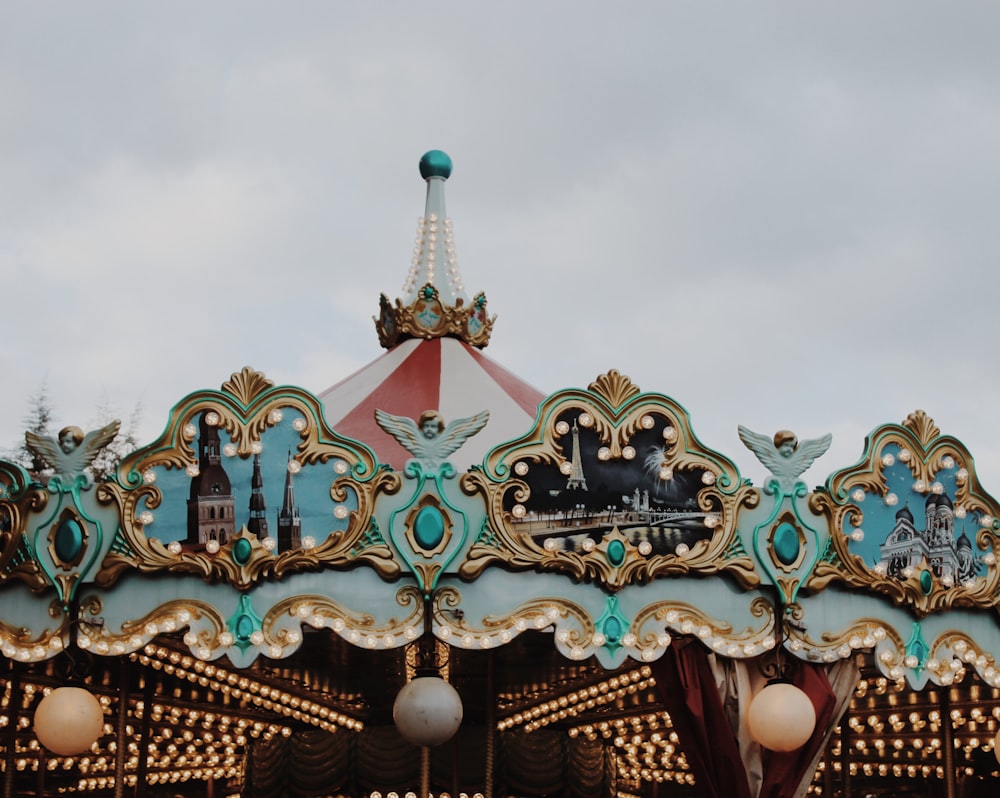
[0,462,47,590]
[221,366,275,406]
[809,411,1000,615]
[95,369,401,588]
[436,587,595,655]
[375,286,495,349]
[588,370,641,408]
[77,599,224,658]
[0,608,65,663]
[269,587,424,651]
[792,617,903,665]
[631,597,771,660]
[460,373,759,589]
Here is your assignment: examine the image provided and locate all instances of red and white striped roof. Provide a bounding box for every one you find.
[319,337,544,469]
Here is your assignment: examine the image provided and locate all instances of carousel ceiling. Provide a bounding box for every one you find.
[2,151,1000,797]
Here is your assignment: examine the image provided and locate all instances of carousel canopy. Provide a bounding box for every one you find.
[0,152,998,798]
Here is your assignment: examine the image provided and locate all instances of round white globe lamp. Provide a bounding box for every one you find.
[33,686,105,756]
[747,681,816,752]
[393,676,463,747]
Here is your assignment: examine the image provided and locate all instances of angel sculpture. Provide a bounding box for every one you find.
[374,409,489,471]
[737,425,832,493]
[25,420,121,486]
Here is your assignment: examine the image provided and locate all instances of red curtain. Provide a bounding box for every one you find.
[652,639,839,798]
[758,656,839,798]
[652,639,753,798]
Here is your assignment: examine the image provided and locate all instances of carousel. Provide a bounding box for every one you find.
[0,150,998,798]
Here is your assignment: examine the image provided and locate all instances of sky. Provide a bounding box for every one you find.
[2,2,999,493]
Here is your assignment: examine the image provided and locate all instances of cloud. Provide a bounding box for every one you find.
[2,2,999,491]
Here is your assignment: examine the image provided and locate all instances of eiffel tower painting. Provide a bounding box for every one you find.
[566,417,588,491]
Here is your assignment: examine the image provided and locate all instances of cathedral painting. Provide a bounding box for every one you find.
[877,493,980,584]
[138,410,342,553]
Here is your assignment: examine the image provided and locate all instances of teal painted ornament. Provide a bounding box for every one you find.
[226,594,263,653]
[234,614,255,643]
[414,505,445,550]
[54,518,84,564]
[919,570,933,595]
[419,150,452,180]
[772,523,800,566]
[232,537,253,566]
[607,539,626,567]
[602,616,623,645]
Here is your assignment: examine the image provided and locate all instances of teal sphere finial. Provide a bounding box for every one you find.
[419,150,452,180]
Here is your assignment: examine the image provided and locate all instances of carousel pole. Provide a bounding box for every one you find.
[420,745,430,798]
[484,650,495,798]
[134,677,152,797]
[3,663,20,798]
[114,657,129,798]
[822,739,832,796]
[942,688,957,798]
[839,718,851,798]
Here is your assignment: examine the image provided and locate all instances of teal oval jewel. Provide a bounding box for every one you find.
[54,518,84,563]
[607,539,626,567]
[920,570,933,595]
[414,506,445,550]
[602,617,623,644]
[232,537,253,565]
[234,614,255,642]
[773,523,800,566]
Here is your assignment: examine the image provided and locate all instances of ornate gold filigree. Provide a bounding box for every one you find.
[792,617,903,662]
[375,287,495,349]
[437,587,595,653]
[77,599,224,657]
[631,598,770,660]
[95,371,402,588]
[588,370,641,408]
[461,379,758,589]
[0,611,65,662]
[0,461,47,590]
[266,589,423,649]
[221,366,275,407]
[810,411,1000,615]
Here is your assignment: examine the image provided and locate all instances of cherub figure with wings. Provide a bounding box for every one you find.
[737,425,832,493]
[375,409,489,472]
[25,420,121,487]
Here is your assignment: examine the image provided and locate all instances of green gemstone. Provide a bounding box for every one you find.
[920,570,933,595]
[234,614,255,642]
[232,537,253,565]
[414,506,445,550]
[773,523,800,566]
[602,617,623,644]
[54,518,84,563]
[607,539,626,567]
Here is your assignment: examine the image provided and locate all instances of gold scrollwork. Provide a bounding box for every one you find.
[459,371,760,590]
[460,441,759,592]
[810,411,1000,616]
[631,599,766,659]
[0,611,65,662]
[266,590,423,649]
[0,462,47,590]
[80,599,224,657]
[792,617,903,663]
[376,289,495,349]
[94,369,402,588]
[439,589,595,652]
